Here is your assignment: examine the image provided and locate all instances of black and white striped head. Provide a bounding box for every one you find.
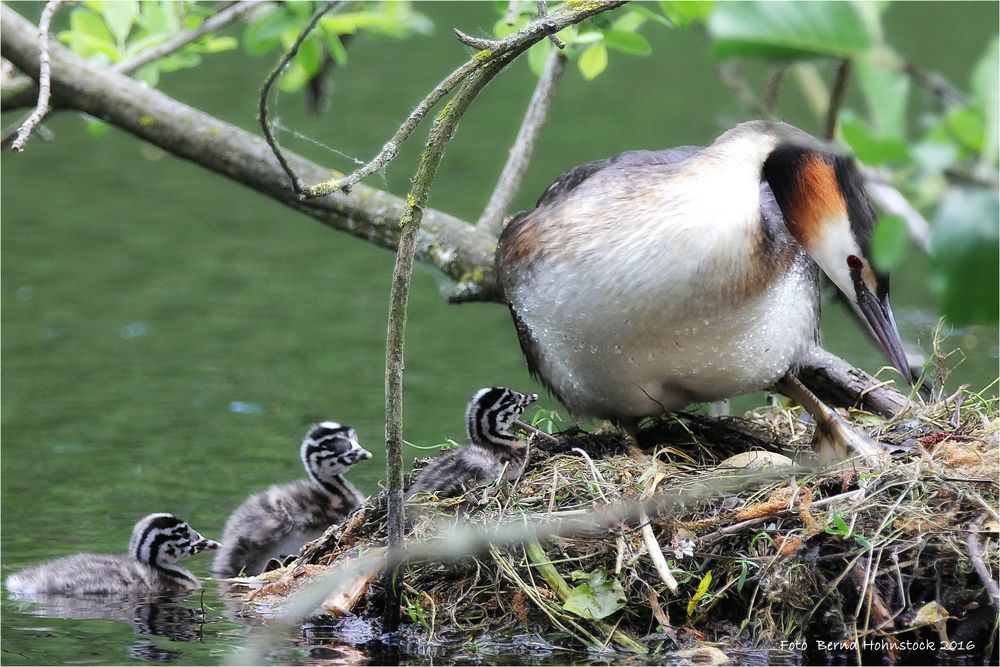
[301,421,372,485]
[465,387,538,449]
[128,513,220,567]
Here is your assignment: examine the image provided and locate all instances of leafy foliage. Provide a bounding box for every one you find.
[562,569,627,620]
[242,1,431,93]
[58,1,236,86]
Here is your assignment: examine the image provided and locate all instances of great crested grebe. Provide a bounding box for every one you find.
[211,421,371,578]
[5,513,220,596]
[496,121,911,458]
[406,387,539,499]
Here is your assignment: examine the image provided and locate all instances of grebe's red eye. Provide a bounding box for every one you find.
[846,255,863,271]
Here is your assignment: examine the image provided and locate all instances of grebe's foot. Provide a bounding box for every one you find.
[777,374,889,469]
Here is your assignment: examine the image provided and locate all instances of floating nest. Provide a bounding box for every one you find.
[233,387,999,664]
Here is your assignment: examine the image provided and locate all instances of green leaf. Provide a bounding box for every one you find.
[603,30,651,56]
[84,116,110,137]
[70,8,114,43]
[158,51,201,73]
[944,107,986,153]
[628,4,675,28]
[139,2,169,35]
[101,0,138,45]
[578,42,608,81]
[292,35,324,77]
[840,114,910,165]
[324,31,348,66]
[660,0,712,27]
[244,10,295,55]
[870,215,909,272]
[971,36,999,164]
[854,53,909,139]
[198,36,238,54]
[527,39,552,78]
[612,10,646,33]
[708,1,871,61]
[826,513,850,535]
[322,11,417,38]
[58,30,120,62]
[121,33,169,61]
[570,30,605,47]
[931,189,1000,326]
[134,62,160,87]
[278,60,310,92]
[562,570,627,620]
[687,571,713,616]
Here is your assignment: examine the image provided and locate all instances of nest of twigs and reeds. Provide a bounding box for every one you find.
[235,386,998,663]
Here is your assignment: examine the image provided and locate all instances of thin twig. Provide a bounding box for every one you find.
[901,61,968,108]
[966,523,1000,607]
[381,49,522,632]
[10,0,63,153]
[454,29,498,51]
[477,48,566,236]
[258,0,336,194]
[506,0,521,25]
[716,62,771,120]
[535,1,566,49]
[823,58,851,140]
[762,66,787,114]
[640,510,679,594]
[305,1,626,198]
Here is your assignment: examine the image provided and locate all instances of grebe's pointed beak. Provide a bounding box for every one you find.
[855,280,912,384]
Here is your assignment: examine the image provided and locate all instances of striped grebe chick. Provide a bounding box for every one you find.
[211,422,372,578]
[406,387,539,499]
[5,514,219,597]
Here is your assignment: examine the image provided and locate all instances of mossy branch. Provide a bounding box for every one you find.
[381,50,523,631]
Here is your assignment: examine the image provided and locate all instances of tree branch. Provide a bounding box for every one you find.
[381,49,519,632]
[823,58,851,140]
[10,0,62,152]
[0,2,501,297]
[794,346,911,418]
[477,48,566,236]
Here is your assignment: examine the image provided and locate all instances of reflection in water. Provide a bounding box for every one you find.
[9,591,206,662]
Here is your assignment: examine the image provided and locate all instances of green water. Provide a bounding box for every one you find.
[2,2,997,664]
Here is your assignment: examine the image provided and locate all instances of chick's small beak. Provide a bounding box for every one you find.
[856,283,911,384]
[191,537,222,553]
[353,444,373,461]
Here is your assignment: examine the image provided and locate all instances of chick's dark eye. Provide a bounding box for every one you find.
[846,255,863,271]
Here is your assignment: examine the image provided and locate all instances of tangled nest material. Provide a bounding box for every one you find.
[236,386,999,663]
